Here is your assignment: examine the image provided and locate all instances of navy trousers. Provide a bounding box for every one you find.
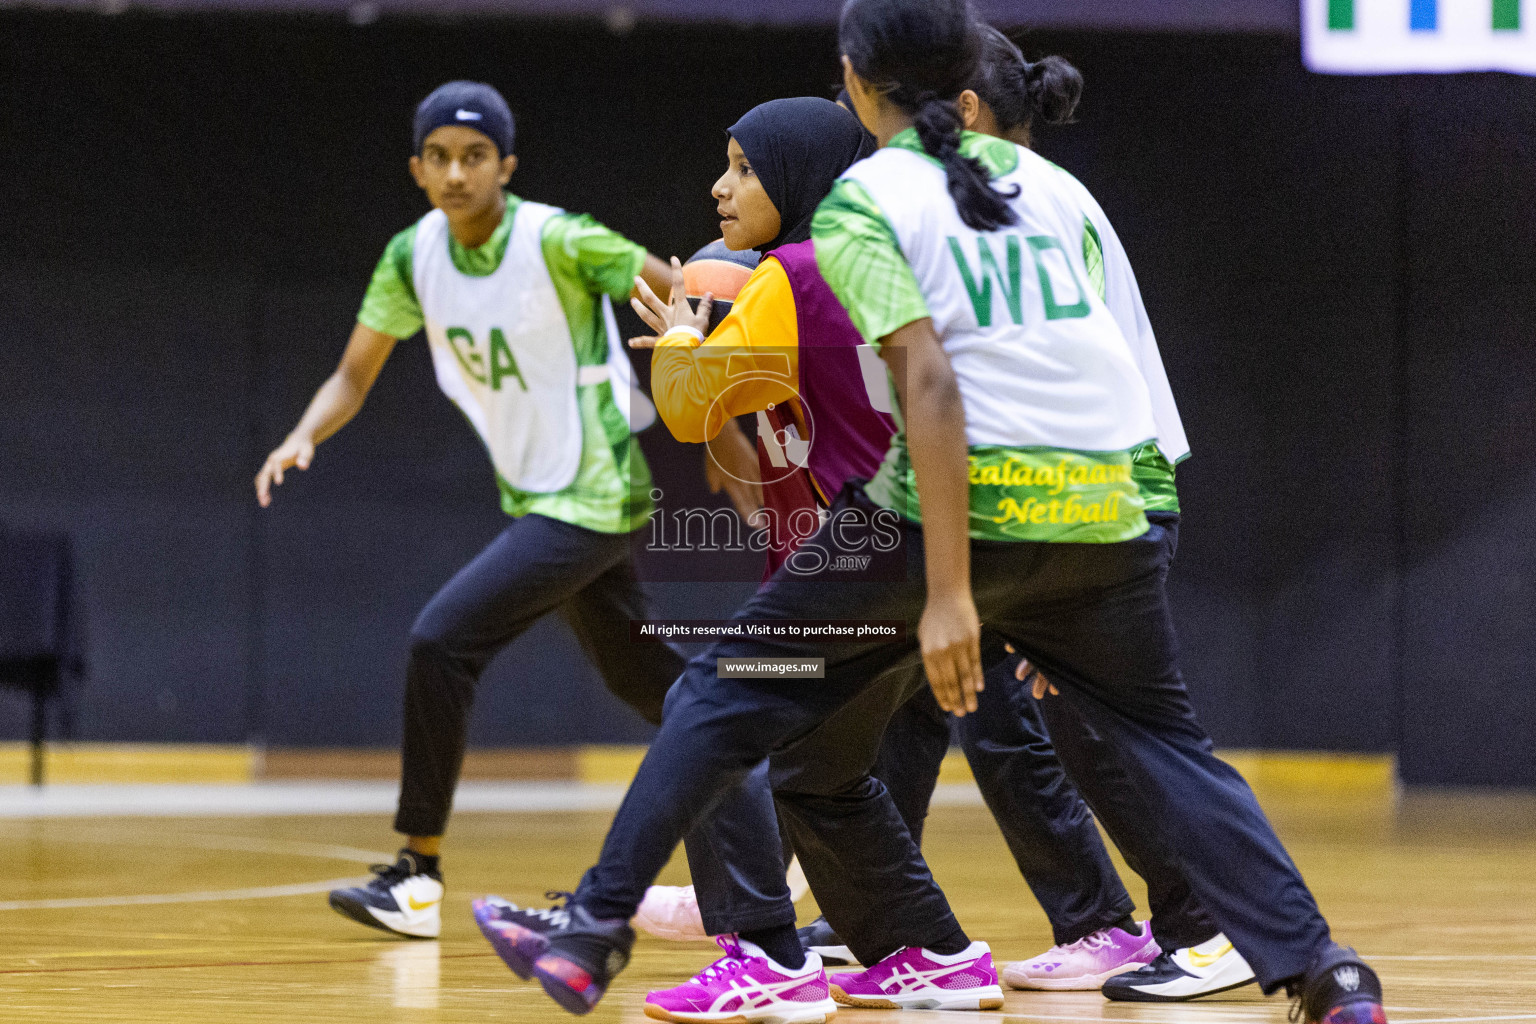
[883,668,1139,948]
[1037,682,1218,950]
[687,517,1216,952]
[395,514,682,838]
[680,658,934,942]
[575,488,1329,991]
[880,512,1220,951]
[683,650,1139,949]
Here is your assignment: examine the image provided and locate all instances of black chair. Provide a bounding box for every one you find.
[0,530,83,786]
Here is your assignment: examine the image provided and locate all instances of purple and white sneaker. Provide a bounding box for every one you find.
[1002,922,1159,991]
[829,941,1003,1010]
[472,894,565,979]
[473,892,634,1014]
[644,936,836,1023]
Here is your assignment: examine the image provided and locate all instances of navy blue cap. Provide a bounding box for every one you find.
[413,81,515,156]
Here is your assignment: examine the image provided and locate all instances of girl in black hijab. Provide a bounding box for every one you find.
[616,98,926,996]
[726,96,877,253]
[632,94,889,567]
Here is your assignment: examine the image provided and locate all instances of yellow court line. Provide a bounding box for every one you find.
[0,742,1397,794]
[0,743,255,784]
[577,745,1397,792]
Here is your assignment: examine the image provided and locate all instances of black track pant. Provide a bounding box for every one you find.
[394,514,682,838]
[575,488,1330,991]
[874,513,1219,951]
[684,650,1139,950]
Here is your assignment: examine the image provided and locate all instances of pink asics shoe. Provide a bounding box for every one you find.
[829,941,1003,1010]
[633,885,711,943]
[644,936,836,1023]
[1003,922,1159,991]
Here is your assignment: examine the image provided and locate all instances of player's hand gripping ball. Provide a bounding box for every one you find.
[629,240,759,347]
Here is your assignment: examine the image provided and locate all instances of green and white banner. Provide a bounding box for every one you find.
[1304,0,1534,74]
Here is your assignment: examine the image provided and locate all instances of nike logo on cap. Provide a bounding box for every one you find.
[455,108,483,121]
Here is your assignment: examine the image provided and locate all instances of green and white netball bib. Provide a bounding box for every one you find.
[817,130,1173,541]
[413,201,583,494]
[841,139,1159,456]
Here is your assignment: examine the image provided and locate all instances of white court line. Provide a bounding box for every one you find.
[0,782,988,819]
[0,876,369,911]
[929,783,987,807]
[57,830,394,864]
[0,781,626,818]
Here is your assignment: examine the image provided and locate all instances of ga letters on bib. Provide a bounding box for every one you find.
[443,326,529,392]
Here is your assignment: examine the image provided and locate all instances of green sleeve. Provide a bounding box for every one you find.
[357,225,423,339]
[1082,216,1107,303]
[811,179,930,348]
[541,212,648,301]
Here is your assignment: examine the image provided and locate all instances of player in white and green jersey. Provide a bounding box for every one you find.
[789,32,1239,997]
[489,6,1384,1023]
[253,81,684,941]
[812,3,1383,1021]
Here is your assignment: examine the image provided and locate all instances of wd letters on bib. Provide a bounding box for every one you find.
[814,129,1188,543]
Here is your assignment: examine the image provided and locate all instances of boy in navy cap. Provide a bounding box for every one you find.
[255,80,683,939]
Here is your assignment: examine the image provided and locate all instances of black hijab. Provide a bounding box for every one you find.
[728,97,878,255]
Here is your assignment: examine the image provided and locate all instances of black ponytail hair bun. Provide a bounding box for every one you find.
[1025,55,1083,126]
[839,0,1019,232]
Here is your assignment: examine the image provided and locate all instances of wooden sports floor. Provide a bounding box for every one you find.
[2,787,1534,1023]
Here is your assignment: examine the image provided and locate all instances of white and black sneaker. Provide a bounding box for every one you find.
[798,915,857,967]
[1101,932,1256,1002]
[329,850,444,938]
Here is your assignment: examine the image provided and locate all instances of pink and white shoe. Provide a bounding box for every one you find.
[1002,922,1159,991]
[643,936,836,1023]
[634,885,711,943]
[829,941,1003,1010]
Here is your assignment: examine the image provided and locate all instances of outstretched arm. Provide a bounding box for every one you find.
[880,318,983,716]
[255,322,398,507]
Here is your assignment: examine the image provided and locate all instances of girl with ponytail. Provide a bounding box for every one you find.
[496,2,1383,1020]
[837,0,1016,231]
[959,26,1082,147]
[813,1,1387,1020]
[942,28,1257,999]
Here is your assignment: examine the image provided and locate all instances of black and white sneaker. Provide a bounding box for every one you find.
[1102,932,1256,1001]
[798,915,857,967]
[328,850,444,938]
[474,892,634,1015]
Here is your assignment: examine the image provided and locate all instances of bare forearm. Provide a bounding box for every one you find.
[881,317,982,713]
[289,371,369,445]
[257,323,394,506]
[904,348,972,599]
[287,322,396,446]
[637,254,674,301]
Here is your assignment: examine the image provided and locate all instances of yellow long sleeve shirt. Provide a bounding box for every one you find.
[650,257,802,443]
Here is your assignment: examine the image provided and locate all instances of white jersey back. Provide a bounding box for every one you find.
[843,144,1161,457]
